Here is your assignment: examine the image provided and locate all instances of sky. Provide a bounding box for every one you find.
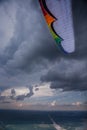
[0,0,87,110]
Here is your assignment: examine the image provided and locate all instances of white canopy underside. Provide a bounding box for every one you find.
[46,0,75,53]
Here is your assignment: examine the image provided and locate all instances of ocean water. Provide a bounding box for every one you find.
[0,110,87,130]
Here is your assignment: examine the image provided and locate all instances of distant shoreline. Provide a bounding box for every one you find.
[0,109,87,112]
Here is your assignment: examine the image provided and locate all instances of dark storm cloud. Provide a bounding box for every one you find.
[0,0,10,4]
[50,81,87,91]
[0,0,87,93]
[41,58,87,91]
[71,0,87,59]
[11,88,16,97]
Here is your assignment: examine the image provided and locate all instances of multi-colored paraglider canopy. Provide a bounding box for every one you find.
[39,0,75,53]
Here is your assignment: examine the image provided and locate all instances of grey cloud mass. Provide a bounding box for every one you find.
[0,0,87,101]
[0,0,61,90]
[41,59,87,91]
[0,0,59,72]
[0,86,34,103]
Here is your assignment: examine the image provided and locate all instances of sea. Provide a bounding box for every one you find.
[0,110,87,130]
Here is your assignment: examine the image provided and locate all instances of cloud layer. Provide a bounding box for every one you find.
[0,0,87,106]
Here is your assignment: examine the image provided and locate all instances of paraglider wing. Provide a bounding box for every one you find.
[39,0,75,53]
